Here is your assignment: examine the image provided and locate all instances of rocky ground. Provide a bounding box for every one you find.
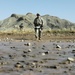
[0,33,75,75]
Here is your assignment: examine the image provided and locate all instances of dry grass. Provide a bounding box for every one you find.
[44,29,75,34]
[0,29,75,41]
[0,29,75,36]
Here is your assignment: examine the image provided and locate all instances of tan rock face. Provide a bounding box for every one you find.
[0,13,75,32]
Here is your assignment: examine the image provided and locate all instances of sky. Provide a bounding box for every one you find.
[0,0,75,23]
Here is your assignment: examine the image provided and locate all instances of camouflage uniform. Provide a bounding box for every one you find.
[34,14,43,40]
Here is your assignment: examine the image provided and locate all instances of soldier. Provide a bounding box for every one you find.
[34,13,43,40]
[19,23,24,30]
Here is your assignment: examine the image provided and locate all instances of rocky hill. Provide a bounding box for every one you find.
[0,13,75,32]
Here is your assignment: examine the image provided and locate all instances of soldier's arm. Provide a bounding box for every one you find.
[34,18,37,25]
[41,19,43,26]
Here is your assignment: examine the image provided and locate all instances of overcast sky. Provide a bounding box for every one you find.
[0,0,75,23]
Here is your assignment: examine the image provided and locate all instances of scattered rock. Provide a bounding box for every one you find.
[50,65,59,69]
[41,53,45,56]
[14,62,24,68]
[24,43,31,46]
[10,46,16,49]
[0,61,8,65]
[56,45,61,49]
[22,54,26,57]
[44,65,59,69]
[23,51,28,54]
[67,57,74,62]
[44,51,49,54]
[72,50,75,53]
[28,49,32,52]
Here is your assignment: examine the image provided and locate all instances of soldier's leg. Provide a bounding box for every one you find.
[35,28,39,40]
[39,28,41,40]
[35,28,37,38]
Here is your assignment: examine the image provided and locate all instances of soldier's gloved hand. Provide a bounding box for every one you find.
[41,25,43,30]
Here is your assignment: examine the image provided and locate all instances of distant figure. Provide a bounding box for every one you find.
[34,13,43,40]
[19,23,24,30]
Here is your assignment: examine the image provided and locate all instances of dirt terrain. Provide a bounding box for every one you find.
[0,33,75,75]
[0,32,75,41]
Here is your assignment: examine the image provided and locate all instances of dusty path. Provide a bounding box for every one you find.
[0,32,75,41]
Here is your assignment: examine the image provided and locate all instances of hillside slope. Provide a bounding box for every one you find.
[0,13,75,32]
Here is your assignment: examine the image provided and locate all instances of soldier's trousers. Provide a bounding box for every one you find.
[35,28,41,40]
